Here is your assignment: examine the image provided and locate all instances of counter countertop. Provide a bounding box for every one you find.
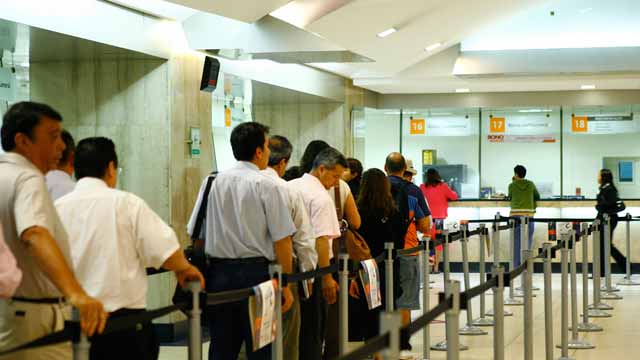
[450,199,640,208]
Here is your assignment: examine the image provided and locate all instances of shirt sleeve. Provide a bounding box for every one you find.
[310,197,341,240]
[445,184,459,201]
[0,230,21,299]
[14,174,57,239]
[262,183,296,242]
[132,196,180,269]
[290,190,318,272]
[409,196,426,220]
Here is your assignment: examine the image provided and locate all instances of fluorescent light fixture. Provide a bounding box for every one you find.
[425,42,442,52]
[581,84,596,90]
[377,28,397,38]
[455,88,470,93]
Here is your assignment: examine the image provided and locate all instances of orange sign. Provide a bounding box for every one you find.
[489,117,506,133]
[225,107,231,127]
[571,116,588,132]
[410,118,425,135]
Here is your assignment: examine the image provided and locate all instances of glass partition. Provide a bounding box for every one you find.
[480,106,561,199]
[352,108,401,171]
[401,107,480,198]
[563,105,640,198]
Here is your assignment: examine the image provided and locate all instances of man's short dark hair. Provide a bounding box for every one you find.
[514,165,527,178]
[59,130,75,166]
[268,135,292,166]
[312,147,348,170]
[1,101,63,151]
[74,137,118,180]
[385,153,406,174]
[347,158,363,177]
[230,122,269,161]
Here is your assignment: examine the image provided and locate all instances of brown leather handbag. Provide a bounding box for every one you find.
[334,186,372,261]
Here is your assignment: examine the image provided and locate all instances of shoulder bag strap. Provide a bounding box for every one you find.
[192,172,217,241]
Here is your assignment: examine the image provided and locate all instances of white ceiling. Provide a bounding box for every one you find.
[68,0,640,95]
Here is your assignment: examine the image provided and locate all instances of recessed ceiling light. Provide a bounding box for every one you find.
[581,84,596,90]
[455,88,470,93]
[425,42,442,52]
[377,28,397,38]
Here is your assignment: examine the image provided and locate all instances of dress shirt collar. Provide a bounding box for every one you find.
[302,173,327,191]
[0,152,41,173]
[47,169,72,180]
[262,167,280,179]
[75,177,109,191]
[236,161,261,172]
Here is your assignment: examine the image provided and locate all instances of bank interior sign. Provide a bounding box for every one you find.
[0,68,16,102]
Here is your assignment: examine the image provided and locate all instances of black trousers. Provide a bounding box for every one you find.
[206,259,271,360]
[89,309,159,360]
[299,273,328,360]
[599,215,627,277]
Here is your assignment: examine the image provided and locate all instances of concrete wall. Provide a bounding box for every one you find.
[30,59,171,220]
[254,102,346,164]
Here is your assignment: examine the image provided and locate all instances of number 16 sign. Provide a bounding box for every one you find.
[410,118,425,135]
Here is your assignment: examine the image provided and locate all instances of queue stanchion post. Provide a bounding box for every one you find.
[523,248,534,360]
[577,223,603,331]
[542,243,554,360]
[601,214,623,299]
[446,281,462,360]
[459,224,487,336]
[522,217,540,293]
[380,312,401,360]
[420,239,431,360]
[432,231,469,351]
[72,308,90,360]
[556,235,574,360]
[506,219,524,305]
[487,213,514,317]
[567,229,595,350]
[492,266,505,360]
[269,264,284,360]
[587,220,613,316]
[618,213,639,286]
[385,242,394,312]
[473,224,495,327]
[187,281,202,360]
[338,253,349,356]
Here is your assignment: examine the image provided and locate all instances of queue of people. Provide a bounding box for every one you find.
[0,100,630,360]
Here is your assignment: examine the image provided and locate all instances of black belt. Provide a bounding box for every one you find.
[12,297,65,304]
[209,256,270,265]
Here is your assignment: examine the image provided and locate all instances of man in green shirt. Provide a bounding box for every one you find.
[508,165,540,267]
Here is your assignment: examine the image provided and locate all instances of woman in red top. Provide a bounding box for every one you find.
[420,168,458,272]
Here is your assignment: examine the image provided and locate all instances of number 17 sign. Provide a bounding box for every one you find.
[410,118,425,135]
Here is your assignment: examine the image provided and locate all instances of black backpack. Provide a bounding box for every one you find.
[389,179,413,250]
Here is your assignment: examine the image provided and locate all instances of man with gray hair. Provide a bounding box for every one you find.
[288,147,347,360]
[260,135,316,360]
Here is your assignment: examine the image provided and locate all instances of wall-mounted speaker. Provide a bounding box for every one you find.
[200,57,220,92]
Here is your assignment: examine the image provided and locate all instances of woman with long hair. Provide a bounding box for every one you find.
[596,168,627,277]
[420,168,458,273]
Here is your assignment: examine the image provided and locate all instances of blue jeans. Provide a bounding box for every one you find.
[513,217,535,267]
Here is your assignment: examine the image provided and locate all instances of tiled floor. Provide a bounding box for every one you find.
[160,273,640,359]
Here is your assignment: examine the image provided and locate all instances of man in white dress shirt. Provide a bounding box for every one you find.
[188,122,295,360]
[262,135,316,360]
[56,137,204,360]
[288,147,347,360]
[45,130,75,201]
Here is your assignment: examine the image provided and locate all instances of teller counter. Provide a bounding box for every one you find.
[439,199,640,268]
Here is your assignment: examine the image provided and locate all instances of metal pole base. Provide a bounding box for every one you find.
[459,324,488,336]
[431,340,469,352]
[617,277,640,286]
[588,302,614,310]
[573,322,603,332]
[601,285,620,292]
[585,309,612,318]
[472,317,495,327]
[600,292,623,300]
[561,339,595,350]
[504,296,524,306]
[486,308,513,317]
[557,357,575,360]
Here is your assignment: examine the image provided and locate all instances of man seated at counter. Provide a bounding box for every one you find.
[509,165,540,267]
